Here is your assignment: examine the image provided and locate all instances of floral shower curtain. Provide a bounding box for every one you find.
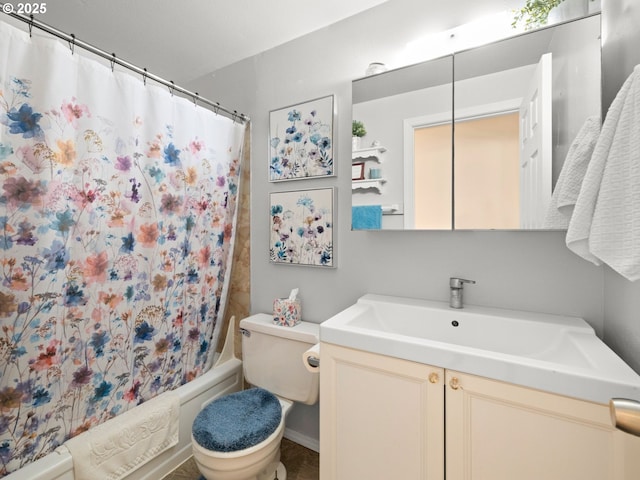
[0,20,246,476]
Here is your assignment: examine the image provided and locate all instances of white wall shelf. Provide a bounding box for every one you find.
[352,145,387,163]
[352,178,386,193]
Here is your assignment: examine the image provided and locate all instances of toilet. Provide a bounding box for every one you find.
[191,313,319,480]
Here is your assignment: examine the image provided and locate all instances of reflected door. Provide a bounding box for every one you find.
[519,53,553,228]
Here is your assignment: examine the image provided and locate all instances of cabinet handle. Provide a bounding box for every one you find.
[429,372,439,384]
[449,377,460,390]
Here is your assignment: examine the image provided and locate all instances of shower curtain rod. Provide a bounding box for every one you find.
[0,7,249,123]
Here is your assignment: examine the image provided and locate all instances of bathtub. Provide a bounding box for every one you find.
[4,328,243,480]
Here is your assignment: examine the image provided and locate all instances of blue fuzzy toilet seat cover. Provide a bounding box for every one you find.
[192,387,282,452]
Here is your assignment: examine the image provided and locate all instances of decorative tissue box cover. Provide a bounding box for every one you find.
[273,298,301,327]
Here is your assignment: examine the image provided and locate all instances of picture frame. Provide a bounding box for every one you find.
[269,95,335,181]
[269,187,335,267]
[352,162,365,181]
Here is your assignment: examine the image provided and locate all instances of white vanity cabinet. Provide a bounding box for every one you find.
[320,343,640,480]
[319,342,445,479]
[445,370,640,480]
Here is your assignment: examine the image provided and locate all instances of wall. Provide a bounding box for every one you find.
[188,0,606,444]
[601,0,640,373]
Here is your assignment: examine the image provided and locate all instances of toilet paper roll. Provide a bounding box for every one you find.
[303,343,320,373]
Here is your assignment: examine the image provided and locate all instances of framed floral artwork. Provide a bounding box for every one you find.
[269,95,334,181]
[270,187,335,267]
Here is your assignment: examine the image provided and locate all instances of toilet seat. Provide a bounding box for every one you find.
[192,388,282,453]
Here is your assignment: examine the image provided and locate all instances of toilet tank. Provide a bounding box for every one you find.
[240,314,319,405]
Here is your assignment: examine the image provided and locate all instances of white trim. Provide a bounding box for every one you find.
[455,98,522,122]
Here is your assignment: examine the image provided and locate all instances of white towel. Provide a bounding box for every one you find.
[566,65,640,280]
[61,391,179,480]
[543,116,601,228]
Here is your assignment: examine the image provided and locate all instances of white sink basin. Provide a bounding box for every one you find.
[320,294,640,404]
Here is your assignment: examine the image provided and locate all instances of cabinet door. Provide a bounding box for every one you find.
[320,343,445,480]
[445,370,640,480]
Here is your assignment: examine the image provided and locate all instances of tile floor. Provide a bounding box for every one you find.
[161,438,319,480]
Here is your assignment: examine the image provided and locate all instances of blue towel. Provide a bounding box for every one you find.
[192,388,281,452]
[352,205,382,230]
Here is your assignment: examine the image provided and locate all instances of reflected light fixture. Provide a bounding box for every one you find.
[399,10,527,67]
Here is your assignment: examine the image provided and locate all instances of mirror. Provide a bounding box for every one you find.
[351,14,601,230]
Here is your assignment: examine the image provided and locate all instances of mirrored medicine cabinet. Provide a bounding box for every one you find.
[351,14,602,231]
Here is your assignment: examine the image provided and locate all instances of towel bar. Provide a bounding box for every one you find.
[381,204,399,214]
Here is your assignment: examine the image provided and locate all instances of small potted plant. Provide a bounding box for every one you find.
[512,0,567,30]
[352,120,367,150]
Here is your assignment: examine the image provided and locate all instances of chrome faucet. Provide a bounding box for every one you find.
[449,277,476,309]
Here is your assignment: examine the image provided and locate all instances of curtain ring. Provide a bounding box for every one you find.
[232,110,238,123]
[214,102,220,116]
[28,15,34,38]
[193,92,199,108]
[142,68,148,86]
[110,53,116,73]
[69,34,76,55]
[169,80,175,96]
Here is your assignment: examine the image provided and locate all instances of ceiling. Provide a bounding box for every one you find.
[27,0,390,84]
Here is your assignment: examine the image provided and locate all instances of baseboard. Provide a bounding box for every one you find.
[284,428,319,453]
